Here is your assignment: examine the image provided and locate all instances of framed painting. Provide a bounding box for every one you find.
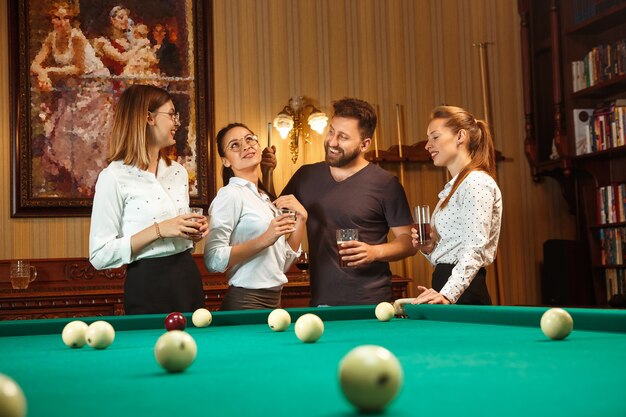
[9,0,215,217]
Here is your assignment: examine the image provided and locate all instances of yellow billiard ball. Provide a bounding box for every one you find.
[85,321,115,349]
[375,302,395,321]
[339,345,403,412]
[192,308,213,328]
[540,308,574,340]
[61,320,88,348]
[154,330,197,373]
[267,308,291,332]
[0,373,26,417]
[294,313,324,343]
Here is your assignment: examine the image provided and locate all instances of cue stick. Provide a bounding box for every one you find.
[262,122,275,196]
[473,41,504,305]
[395,104,412,296]
[373,104,380,160]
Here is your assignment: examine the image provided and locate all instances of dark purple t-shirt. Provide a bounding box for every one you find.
[282,162,412,306]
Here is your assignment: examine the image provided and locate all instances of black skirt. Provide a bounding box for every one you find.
[219,285,282,311]
[124,250,205,315]
[432,263,492,305]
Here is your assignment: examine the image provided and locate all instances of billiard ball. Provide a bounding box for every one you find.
[192,308,212,328]
[339,345,403,412]
[375,302,395,322]
[165,312,187,331]
[154,330,197,373]
[294,313,324,343]
[85,321,115,349]
[267,309,291,332]
[0,374,26,417]
[540,308,574,340]
[61,320,88,348]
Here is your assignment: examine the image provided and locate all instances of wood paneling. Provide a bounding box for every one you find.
[0,257,410,319]
[0,0,576,306]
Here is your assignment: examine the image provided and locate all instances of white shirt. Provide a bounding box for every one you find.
[424,170,503,303]
[89,159,193,270]
[203,177,300,289]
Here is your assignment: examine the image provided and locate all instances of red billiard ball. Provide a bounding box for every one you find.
[165,312,187,331]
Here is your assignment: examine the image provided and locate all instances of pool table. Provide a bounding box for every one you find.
[1,305,625,417]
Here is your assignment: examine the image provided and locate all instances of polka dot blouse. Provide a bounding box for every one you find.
[89,159,194,270]
[423,170,503,303]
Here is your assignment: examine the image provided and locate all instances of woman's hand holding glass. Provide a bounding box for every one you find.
[411,225,439,254]
[156,208,207,241]
[261,214,297,247]
[179,208,208,242]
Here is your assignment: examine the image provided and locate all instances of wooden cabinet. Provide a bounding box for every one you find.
[0,257,411,319]
[519,0,626,305]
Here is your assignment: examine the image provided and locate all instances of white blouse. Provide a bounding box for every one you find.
[203,177,300,289]
[423,170,503,303]
[89,159,193,270]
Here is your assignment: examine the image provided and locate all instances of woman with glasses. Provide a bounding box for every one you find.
[89,84,206,314]
[204,123,307,310]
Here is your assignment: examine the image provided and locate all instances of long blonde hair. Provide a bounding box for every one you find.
[107,84,173,169]
[431,106,496,209]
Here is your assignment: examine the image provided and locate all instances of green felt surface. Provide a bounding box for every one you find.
[1,305,625,417]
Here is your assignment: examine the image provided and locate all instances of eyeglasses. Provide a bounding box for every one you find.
[226,134,259,152]
[151,111,180,125]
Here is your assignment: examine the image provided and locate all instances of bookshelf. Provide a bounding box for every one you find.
[519,0,626,306]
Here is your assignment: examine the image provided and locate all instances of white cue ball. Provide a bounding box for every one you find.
[192,308,213,327]
[154,330,198,373]
[540,308,574,340]
[339,345,403,412]
[85,321,115,349]
[267,309,291,332]
[0,373,27,417]
[375,302,395,322]
[61,320,88,348]
[294,313,324,343]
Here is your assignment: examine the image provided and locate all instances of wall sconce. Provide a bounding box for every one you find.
[273,96,328,163]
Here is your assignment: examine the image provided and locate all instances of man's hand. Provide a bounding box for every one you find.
[261,145,277,173]
[338,240,381,267]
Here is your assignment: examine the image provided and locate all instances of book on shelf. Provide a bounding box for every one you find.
[598,226,625,265]
[574,101,626,155]
[597,184,626,225]
[605,268,625,303]
[571,39,626,93]
[572,0,625,25]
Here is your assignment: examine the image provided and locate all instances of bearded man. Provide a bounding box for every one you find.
[269,98,416,306]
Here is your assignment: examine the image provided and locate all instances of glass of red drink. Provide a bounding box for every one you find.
[413,205,431,245]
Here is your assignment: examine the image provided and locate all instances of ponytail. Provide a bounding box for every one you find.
[222,166,235,188]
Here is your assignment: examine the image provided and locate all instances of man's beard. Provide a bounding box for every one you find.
[325,143,360,167]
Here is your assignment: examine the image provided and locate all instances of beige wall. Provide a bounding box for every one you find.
[0,0,576,305]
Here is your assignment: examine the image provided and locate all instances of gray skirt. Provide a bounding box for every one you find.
[220,285,282,310]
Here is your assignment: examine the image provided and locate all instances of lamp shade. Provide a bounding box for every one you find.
[308,111,328,134]
[273,112,294,139]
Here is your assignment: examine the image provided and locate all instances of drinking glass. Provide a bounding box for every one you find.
[413,205,431,245]
[336,229,358,268]
[10,260,37,290]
